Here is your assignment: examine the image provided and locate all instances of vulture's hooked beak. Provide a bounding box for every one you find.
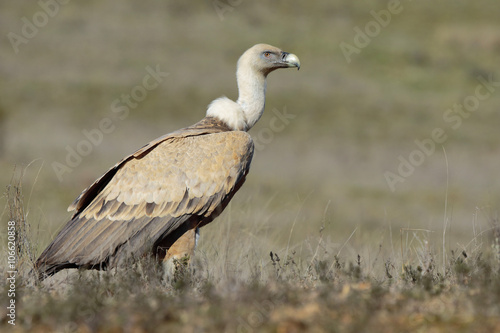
[281,52,301,70]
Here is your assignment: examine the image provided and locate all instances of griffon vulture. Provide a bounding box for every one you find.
[35,44,300,280]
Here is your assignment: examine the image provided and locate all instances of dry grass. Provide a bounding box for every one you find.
[1,0,500,331]
[1,178,499,332]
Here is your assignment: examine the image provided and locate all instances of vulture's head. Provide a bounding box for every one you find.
[208,43,300,131]
[238,43,301,77]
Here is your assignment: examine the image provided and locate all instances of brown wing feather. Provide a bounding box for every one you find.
[67,116,233,213]
[36,127,253,278]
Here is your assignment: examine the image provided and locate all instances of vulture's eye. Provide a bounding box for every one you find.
[263,52,272,58]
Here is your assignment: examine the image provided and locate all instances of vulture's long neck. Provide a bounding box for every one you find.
[205,58,267,132]
[236,64,267,130]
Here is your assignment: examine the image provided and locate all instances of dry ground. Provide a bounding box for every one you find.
[1,0,500,331]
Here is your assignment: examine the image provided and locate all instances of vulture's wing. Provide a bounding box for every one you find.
[36,129,253,277]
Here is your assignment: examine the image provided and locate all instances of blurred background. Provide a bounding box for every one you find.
[1,0,499,276]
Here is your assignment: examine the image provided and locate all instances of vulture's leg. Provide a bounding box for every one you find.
[163,227,199,280]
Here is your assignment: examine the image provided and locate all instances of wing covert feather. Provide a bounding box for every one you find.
[81,131,253,219]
